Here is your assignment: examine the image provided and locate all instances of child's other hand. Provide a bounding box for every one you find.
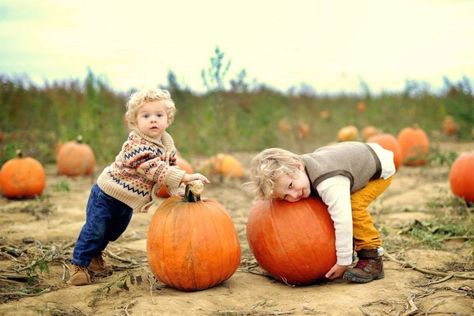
[182,173,210,185]
[325,263,349,280]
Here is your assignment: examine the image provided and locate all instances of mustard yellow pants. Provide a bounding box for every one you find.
[350,177,393,251]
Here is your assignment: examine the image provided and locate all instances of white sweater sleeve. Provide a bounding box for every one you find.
[316,176,353,265]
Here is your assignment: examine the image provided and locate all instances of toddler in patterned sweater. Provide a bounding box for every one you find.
[69,88,209,286]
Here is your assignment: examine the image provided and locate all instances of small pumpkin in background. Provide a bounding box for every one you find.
[367,133,403,169]
[156,156,194,198]
[337,125,359,142]
[210,154,245,178]
[0,149,46,199]
[319,110,330,120]
[247,197,336,285]
[442,116,458,136]
[397,126,430,166]
[297,122,310,139]
[362,126,380,140]
[147,181,241,291]
[356,101,366,113]
[449,152,474,203]
[56,135,96,176]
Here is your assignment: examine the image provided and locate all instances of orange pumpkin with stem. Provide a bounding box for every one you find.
[246,197,336,285]
[57,135,96,176]
[0,150,46,198]
[147,181,241,291]
[367,133,403,169]
[449,152,474,203]
[156,156,194,198]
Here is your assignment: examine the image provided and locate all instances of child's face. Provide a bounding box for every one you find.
[272,163,311,202]
[136,101,169,139]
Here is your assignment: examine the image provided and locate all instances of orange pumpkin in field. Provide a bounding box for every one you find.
[246,197,336,285]
[449,152,474,203]
[397,126,430,166]
[147,182,241,291]
[356,101,366,113]
[367,133,403,169]
[211,154,245,178]
[156,157,194,198]
[56,135,96,176]
[442,116,458,136]
[362,126,379,140]
[337,125,359,142]
[0,150,46,199]
[297,122,310,139]
[319,110,330,120]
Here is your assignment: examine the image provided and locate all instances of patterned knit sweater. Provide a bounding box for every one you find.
[97,129,185,212]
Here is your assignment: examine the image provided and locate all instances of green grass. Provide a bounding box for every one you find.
[1,71,473,166]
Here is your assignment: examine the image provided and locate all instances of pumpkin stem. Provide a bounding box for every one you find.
[76,135,84,143]
[184,180,203,202]
[16,149,23,158]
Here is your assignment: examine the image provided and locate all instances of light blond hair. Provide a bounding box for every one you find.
[124,88,176,129]
[248,148,303,199]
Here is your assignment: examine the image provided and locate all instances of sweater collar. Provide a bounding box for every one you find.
[131,129,175,150]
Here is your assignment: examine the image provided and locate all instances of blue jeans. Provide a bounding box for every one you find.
[72,184,133,267]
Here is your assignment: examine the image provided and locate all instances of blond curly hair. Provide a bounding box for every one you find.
[248,148,303,199]
[124,88,176,129]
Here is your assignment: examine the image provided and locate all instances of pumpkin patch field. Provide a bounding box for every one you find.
[1,75,474,315]
[0,142,473,315]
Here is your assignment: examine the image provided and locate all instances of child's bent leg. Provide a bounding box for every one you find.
[344,177,392,283]
[350,177,392,251]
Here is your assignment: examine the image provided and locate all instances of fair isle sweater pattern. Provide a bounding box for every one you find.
[97,130,185,212]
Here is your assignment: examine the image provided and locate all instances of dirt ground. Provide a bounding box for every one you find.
[0,141,473,316]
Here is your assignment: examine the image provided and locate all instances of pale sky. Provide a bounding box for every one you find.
[1,0,473,94]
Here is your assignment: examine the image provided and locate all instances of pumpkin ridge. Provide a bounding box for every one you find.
[207,202,236,283]
[269,200,306,284]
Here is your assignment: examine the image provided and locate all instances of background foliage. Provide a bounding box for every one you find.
[1,49,473,166]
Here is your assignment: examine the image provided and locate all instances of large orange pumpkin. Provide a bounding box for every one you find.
[367,133,403,169]
[246,197,336,285]
[147,182,241,291]
[397,126,430,166]
[449,152,474,203]
[56,135,96,176]
[0,150,46,198]
[156,157,194,198]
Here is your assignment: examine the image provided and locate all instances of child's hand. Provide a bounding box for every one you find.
[182,173,210,185]
[325,263,349,280]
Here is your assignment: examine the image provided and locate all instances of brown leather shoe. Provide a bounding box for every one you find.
[68,265,92,286]
[343,249,384,283]
[88,253,113,277]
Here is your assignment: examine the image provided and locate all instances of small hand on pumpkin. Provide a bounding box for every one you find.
[325,263,349,280]
[182,172,210,185]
